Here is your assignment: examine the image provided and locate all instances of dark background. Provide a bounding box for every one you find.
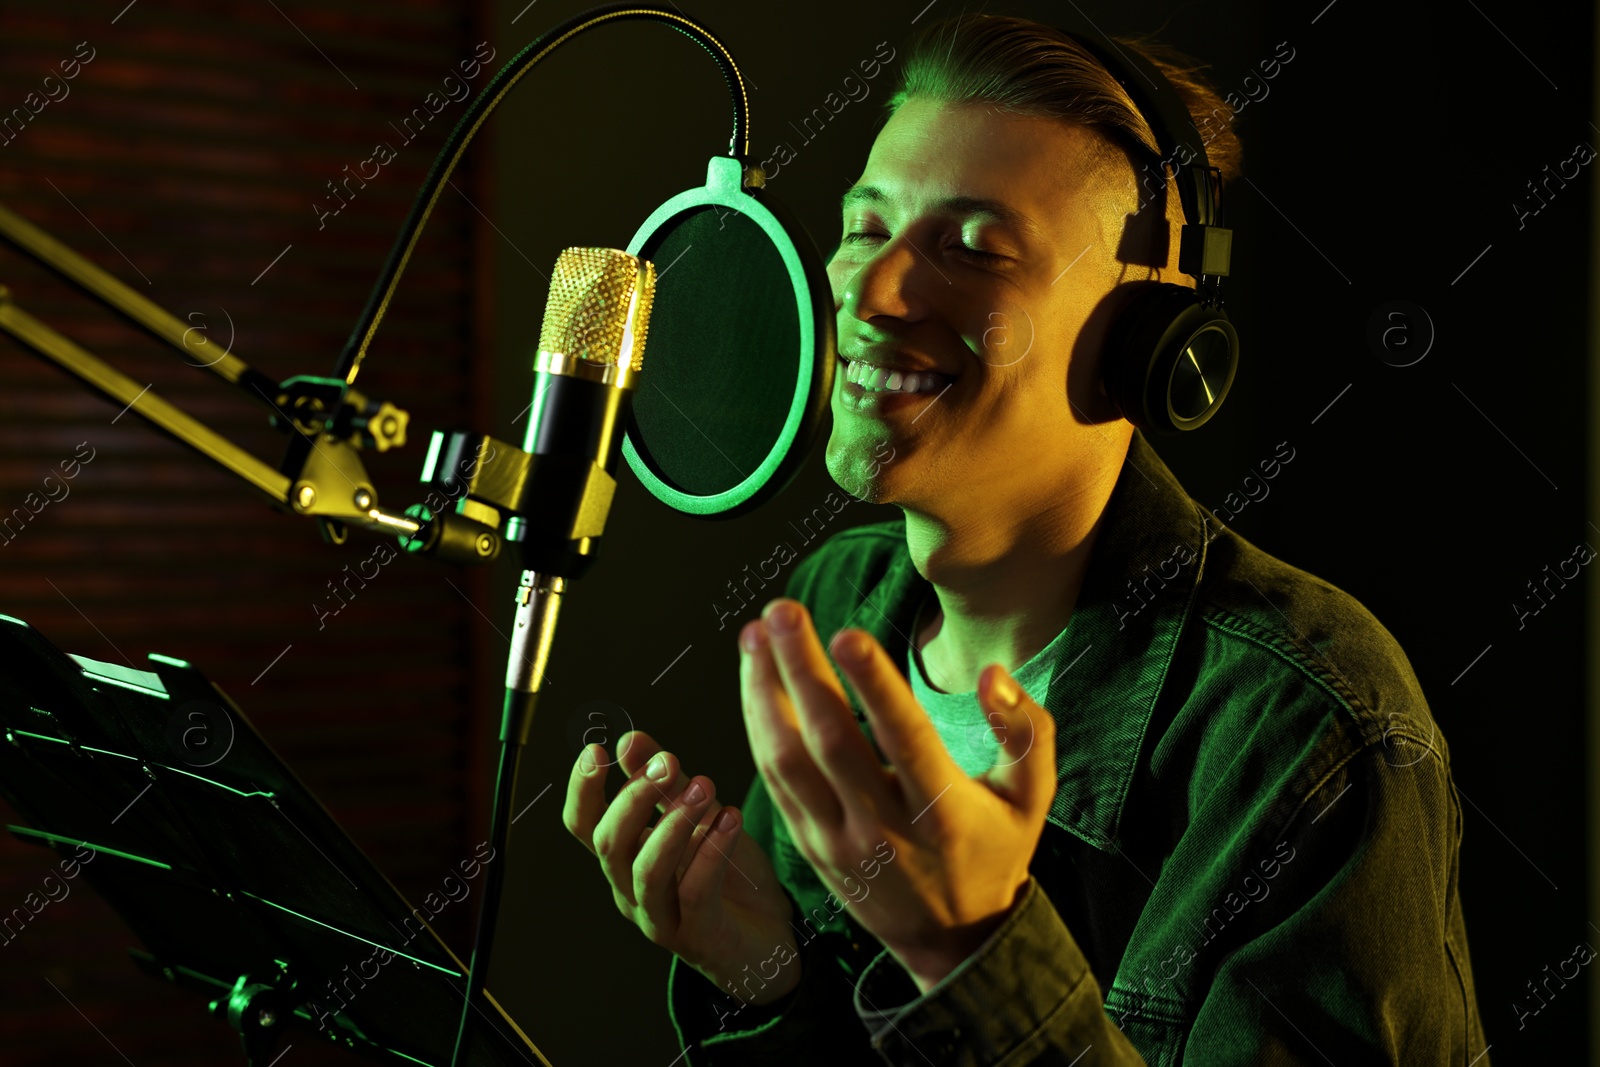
[0,0,1593,1064]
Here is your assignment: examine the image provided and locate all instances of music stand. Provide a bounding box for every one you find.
[0,612,552,1067]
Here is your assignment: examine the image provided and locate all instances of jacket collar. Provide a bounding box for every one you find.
[836,429,1209,851]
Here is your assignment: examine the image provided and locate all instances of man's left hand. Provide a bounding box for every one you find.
[739,597,1059,993]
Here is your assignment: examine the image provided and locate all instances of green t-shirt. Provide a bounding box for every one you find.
[906,590,1076,781]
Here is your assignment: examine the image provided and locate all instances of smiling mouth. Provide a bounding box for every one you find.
[839,356,955,396]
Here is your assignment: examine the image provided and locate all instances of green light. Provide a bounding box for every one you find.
[7,826,172,869]
[11,729,67,745]
[147,653,191,669]
[68,655,169,699]
[520,375,556,456]
[401,503,433,553]
[156,764,274,800]
[79,745,137,761]
[420,430,445,483]
[56,748,278,801]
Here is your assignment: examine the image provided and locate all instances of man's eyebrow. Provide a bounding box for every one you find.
[839,184,1043,241]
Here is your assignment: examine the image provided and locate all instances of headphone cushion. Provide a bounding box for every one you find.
[1103,283,1238,433]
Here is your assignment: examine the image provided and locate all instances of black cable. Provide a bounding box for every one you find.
[333,3,752,389]
[448,688,536,1067]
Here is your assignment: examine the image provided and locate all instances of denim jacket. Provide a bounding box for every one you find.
[667,429,1488,1065]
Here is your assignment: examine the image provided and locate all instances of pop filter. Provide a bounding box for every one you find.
[622,155,837,519]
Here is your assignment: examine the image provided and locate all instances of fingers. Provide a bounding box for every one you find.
[977,665,1058,817]
[617,730,693,809]
[741,611,845,828]
[563,741,613,856]
[827,624,960,817]
[617,730,658,778]
[675,805,744,940]
[633,776,720,934]
[673,803,724,880]
[617,732,719,868]
[595,757,711,908]
[564,734,737,958]
[759,599,852,713]
[564,732,698,861]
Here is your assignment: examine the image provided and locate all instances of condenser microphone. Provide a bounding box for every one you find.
[502,247,655,705]
[510,246,657,579]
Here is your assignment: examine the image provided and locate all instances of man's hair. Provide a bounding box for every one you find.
[884,14,1244,210]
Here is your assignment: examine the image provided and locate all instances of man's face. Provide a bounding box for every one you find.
[825,95,1172,513]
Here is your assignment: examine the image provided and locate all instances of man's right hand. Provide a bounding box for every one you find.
[563,729,802,1006]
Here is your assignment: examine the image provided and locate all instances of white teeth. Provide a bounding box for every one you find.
[844,359,949,394]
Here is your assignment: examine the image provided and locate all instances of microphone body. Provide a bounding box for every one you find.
[512,372,630,577]
[508,246,656,580]
[503,248,655,700]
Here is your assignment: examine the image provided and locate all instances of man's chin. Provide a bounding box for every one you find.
[824,443,894,506]
[837,479,892,506]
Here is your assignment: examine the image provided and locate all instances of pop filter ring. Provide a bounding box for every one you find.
[623,155,838,518]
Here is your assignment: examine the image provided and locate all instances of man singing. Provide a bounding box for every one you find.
[564,12,1486,1064]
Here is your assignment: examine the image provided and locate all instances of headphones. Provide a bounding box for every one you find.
[1057,26,1239,434]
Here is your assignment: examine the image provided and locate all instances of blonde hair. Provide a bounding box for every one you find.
[885,14,1244,210]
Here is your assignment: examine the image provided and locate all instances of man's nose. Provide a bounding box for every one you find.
[838,237,933,323]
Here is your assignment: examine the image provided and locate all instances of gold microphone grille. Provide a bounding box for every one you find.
[538,247,656,370]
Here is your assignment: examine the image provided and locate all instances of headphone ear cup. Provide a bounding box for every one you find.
[1101,283,1239,434]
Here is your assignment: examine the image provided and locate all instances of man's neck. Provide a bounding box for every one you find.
[904,442,1129,695]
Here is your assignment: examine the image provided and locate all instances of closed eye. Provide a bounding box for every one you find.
[841,230,1009,264]
[953,243,1009,263]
